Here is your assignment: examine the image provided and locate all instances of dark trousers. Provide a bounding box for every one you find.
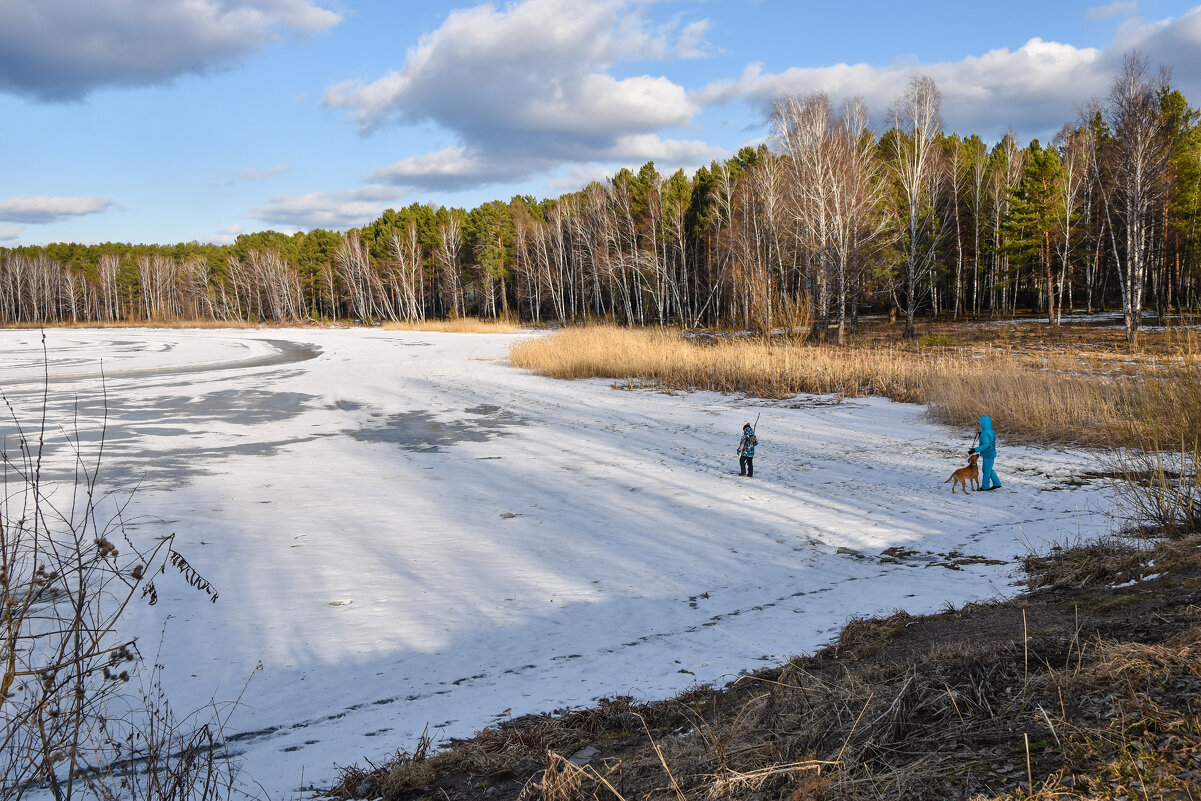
[739,455,753,477]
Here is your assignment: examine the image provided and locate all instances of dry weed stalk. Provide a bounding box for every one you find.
[706,759,834,798]
[636,713,686,801]
[520,751,626,801]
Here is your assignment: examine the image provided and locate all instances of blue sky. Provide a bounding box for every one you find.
[2,0,1200,246]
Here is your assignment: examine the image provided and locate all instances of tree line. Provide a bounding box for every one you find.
[2,54,1198,342]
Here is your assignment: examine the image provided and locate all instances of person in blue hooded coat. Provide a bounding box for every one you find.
[970,415,1002,491]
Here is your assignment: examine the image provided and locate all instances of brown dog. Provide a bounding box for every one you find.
[944,452,980,494]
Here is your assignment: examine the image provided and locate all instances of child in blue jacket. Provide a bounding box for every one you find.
[970,415,1002,491]
[738,423,757,477]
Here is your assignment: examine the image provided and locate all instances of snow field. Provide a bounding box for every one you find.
[0,328,1115,794]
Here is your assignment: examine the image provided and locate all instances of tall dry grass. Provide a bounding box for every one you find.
[382,317,526,333]
[509,325,1200,449]
[509,326,964,402]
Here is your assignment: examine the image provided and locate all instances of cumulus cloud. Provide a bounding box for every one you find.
[249,185,407,231]
[698,6,1201,142]
[368,147,545,192]
[0,195,117,224]
[0,0,341,101]
[0,225,22,241]
[603,134,725,164]
[371,134,726,193]
[324,0,712,190]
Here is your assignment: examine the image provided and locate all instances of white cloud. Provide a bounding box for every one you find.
[369,147,546,191]
[542,165,626,195]
[249,186,407,231]
[324,0,711,190]
[697,7,1201,143]
[0,0,341,101]
[1088,1,1138,22]
[206,224,245,246]
[602,134,726,164]
[0,195,117,224]
[0,225,22,241]
[697,39,1107,141]
[537,134,727,196]
[672,19,712,60]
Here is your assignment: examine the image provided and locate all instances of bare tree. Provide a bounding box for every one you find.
[435,213,465,318]
[97,254,121,322]
[1053,123,1093,323]
[887,74,945,338]
[774,93,884,342]
[336,233,383,321]
[1094,52,1172,342]
[389,222,425,322]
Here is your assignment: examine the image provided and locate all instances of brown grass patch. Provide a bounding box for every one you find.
[509,325,1200,449]
[509,326,970,402]
[382,317,527,333]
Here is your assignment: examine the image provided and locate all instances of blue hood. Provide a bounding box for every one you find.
[979,415,993,435]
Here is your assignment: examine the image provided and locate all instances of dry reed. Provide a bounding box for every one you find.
[382,317,527,333]
[509,326,1200,449]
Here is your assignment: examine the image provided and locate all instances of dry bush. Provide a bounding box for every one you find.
[1,369,239,800]
[1021,537,1147,591]
[382,317,526,333]
[1104,439,1201,539]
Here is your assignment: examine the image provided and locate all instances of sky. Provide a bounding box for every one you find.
[2,0,1201,247]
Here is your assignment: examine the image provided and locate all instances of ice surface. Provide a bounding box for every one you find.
[0,328,1115,794]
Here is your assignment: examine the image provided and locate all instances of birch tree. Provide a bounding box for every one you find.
[887,74,945,338]
[1095,53,1171,341]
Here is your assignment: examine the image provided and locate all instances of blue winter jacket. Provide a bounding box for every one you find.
[976,416,996,458]
[739,427,757,457]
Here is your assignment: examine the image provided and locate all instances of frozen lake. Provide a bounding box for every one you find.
[0,328,1115,794]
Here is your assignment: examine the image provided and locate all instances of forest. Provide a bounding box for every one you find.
[2,55,1199,343]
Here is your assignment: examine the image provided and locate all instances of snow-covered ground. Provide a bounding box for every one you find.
[0,328,1115,794]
